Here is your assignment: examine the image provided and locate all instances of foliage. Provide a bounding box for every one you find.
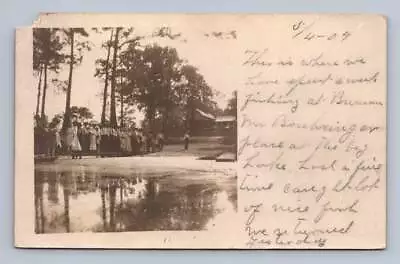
[33,28,65,73]
[33,28,65,118]
[49,113,63,129]
[61,28,91,130]
[38,26,223,135]
[70,106,94,120]
[117,43,219,133]
[61,28,91,66]
[48,106,94,130]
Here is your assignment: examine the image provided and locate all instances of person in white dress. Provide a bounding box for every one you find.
[71,122,82,159]
[95,126,101,157]
[89,125,97,154]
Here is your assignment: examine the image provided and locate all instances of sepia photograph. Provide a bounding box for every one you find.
[32,26,237,234]
[4,0,396,262]
[15,13,386,249]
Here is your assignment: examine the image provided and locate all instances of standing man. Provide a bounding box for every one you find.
[157,132,165,151]
[146,132,152,153]
[183,130,190,151]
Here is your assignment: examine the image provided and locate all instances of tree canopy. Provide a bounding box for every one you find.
[33,28,65,120]
[117,44,219,135]
[36,26,223,138]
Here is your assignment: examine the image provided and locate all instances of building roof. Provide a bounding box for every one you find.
[216,115,236,122]
[194,109,216,121]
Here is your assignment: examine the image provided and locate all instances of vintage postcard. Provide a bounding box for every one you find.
[15,13,387,249]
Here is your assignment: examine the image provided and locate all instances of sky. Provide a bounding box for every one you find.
[38,25,239,125]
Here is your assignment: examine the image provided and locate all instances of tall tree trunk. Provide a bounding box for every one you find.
[109,28,121,128]
[34,194,40,233]
[63,187,70,233]
[190,107,195,133]
[35,65,43,117]
[186,97,194,131]
[109,184,116,232]
[62,30,75,130]
[40,63,48,120]
[119,75,124,128]
[101,30,114,125]
[34,178,44,233]
[39,188,45,233]
[101,186,107,230]
[162,77,171,137]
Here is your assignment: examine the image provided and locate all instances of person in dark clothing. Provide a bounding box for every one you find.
[109,128,115,155]
[130,129,137,156]
[146,133,153,153]
[151,133,157,153]
[157,132,164,151]
[99,126,106,158]
[83,123,91,154]
[47,129,57,158]
[34,125,41,155]
[137,132,143,156]
[115,128,121,156]
[183,130,190,151]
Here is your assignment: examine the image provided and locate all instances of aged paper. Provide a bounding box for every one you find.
[15,14,386,249]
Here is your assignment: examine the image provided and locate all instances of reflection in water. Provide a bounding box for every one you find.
[34,174,45,234]
[34,166,237,233]
[63,175,70,233]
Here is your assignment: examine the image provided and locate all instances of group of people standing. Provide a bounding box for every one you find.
[66,122,99,159]
[63,122,166,159]
[34,117,192,160]
[34,123,62,158]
